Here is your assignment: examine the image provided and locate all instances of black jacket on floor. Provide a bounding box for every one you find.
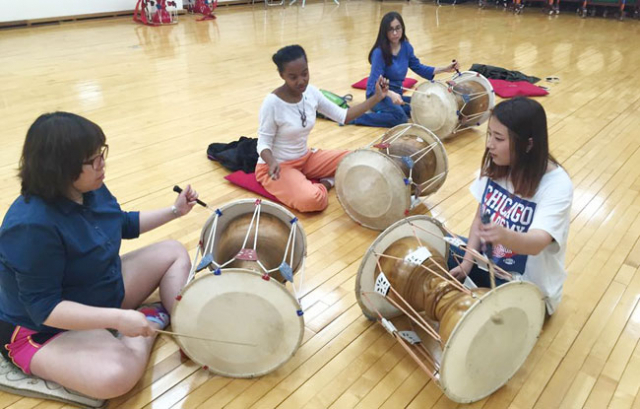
[470,64,540,84]
[207,136,259,173]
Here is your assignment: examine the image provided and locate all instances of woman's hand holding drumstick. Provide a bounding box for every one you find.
[344,76,390,123]
[433,59,461,75]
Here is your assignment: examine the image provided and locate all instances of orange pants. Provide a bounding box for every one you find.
[255,149,349,212]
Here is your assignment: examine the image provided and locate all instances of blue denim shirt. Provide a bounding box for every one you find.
[0,185,139,333]
[366,41,435,97]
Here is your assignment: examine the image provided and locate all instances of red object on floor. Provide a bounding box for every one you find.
[488,79,548,98]
[189,0,217,20]
[351,77,418,91]
[224,171,281,203]
[152,9,172,24]
[224,171,320,204]
[134,0,176,25]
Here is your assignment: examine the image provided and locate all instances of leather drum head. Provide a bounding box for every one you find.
[410,81,459,140]
[335,150,411,231]
[440,281,544,402]
[199,199,307,281]
[171,268,304,378]
[355,215,448,319]
[378,124,448,197]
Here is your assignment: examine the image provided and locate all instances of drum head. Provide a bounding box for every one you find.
[199,199,307,279]
[172,268,304,378]
[355,216,449,319]
[411,81,459,140]
[439,281,545,403]
[451,71,495,129]
[335,150,411,231]
[379,124,448,197]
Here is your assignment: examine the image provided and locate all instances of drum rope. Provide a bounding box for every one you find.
[372,257,440,342]
[409,172,446,200]
[408,320,441,372]
[411,142,439,163]
[253,203,261,250]
[197,202,305,288]
[384,141,437,164]
[239,204,260,251]
[360,291,439,383]
[457,109,487,122]
[374,260,441,342]
[186,245,201,284]
[205,212,219,255]
[373,252,469,295]
[395,334,439,383]
[365,124,412,149]
[414,222,512,281]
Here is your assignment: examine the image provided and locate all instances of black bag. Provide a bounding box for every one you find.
[206,136,259,173]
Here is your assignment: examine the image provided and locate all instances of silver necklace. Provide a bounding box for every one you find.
[297,96,307,127]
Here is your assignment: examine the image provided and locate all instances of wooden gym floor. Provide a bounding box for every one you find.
[2,1,640,407]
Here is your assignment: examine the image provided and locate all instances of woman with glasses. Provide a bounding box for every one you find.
[256,44,388,212]
[0,112,198,399]
[351,12,460,128]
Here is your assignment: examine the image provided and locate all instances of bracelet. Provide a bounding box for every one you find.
[171,205,180,217]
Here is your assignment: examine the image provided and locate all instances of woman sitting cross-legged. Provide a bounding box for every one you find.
[255,44,389,213]
[0,112,199,399]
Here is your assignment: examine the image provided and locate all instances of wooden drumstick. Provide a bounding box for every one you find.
[155,329,257,347]
[452,59,461,75]
[481,212,496,290]
[481,212,504,324]
[173,185,211,210]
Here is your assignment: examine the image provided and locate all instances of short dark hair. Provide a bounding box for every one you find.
[481,97,558,198]
[368,12,408,67]
[19,112,106,202]
[272,45,307,73]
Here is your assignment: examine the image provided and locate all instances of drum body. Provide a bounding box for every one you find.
[172,268,304,378]
[411,71,495,139]
[335,124,447,231]
[355,216,545,402]
[199,199,306,282]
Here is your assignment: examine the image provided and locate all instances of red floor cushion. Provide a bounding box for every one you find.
[351,77,418,91]
[224,171,280,203]
[488,79,548,98]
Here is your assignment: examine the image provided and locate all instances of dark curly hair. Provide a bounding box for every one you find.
[272,45,307,73]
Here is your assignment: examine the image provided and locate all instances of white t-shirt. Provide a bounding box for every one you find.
[469,167,573,314]
[256,85,348,164]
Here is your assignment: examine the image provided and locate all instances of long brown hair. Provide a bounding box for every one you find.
[368,12,408,67]
[481,97,558,198]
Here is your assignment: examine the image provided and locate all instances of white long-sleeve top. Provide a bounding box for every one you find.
[256,85,348,164]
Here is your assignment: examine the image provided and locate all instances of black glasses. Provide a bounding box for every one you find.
[387,24,403,33]
[83,145,109,170]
